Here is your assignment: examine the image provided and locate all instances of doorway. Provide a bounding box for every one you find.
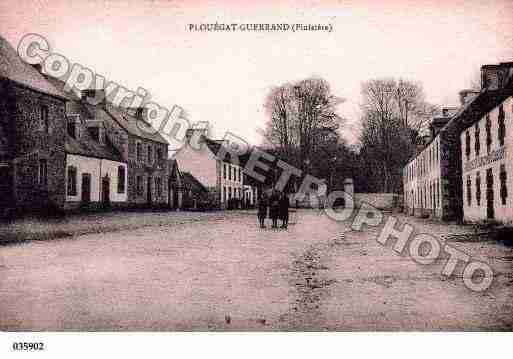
[102,176,110,207]
[81,173,91,204]
[147,176,152,205]
[486,168,494,220]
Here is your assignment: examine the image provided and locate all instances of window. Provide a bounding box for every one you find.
[486,115,492,153]
[89,127,100,141]
[38,159,47,186]
[466,175,472,206]
[147,145,152,163]
[223,186,226,202]
[67,166,77,195]
[239,168,241,182]
[500,164,508,206]
[228,187,232,199]
[67,119,76,139]
[136,142,142,162]
[437,180,441,208]
[156,148,162,163]
[229,165,232,181]
[476,172,481,207]
[465,131,471,160]
[223,164,226,179]
[40,106,49,133]
[136,175,143,196]
[156,177,162,197]
[474,123,480,156]
[117,166,125,193]
[498,105,505,147]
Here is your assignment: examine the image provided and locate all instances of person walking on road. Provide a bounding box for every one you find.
[279,192,290,229]
[269,190,280,228]
[257,194,268,228]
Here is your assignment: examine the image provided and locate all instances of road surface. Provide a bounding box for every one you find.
[1,210,512,330]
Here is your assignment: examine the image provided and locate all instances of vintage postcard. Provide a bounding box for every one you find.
[0,0,512,357]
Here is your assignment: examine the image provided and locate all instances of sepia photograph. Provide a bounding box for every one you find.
[0,0,512,357]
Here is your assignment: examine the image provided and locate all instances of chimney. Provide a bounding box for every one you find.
[459,89,479,105]
[81,89,106,106]
[480,63,513,91]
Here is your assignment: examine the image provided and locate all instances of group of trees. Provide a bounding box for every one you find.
[358,79,439,193]
[259,77,350,192]
[260,76,439,194]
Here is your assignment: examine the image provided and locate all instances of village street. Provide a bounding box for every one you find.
[1,209,513,331]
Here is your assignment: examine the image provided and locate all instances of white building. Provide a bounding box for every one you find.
[174,128,245,208]
[64,114,127,210]
[403,107,461,220]
[459,62,513,223]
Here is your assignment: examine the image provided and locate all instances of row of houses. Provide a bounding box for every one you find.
[403,61,513,224]
[0,35,261,216]
[0,35,187,214]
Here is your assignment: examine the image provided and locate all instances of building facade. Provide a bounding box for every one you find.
[0,35,68,215]
[459,63,513,223]
[174,128,246,208]
[403,107,462,220]
[403,61,513,224]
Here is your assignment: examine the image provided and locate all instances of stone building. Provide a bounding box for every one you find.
[403,107,462,220]
[46,75,171,210]
[403,61,513,224]
[0,35,68,214]
[458,62,513,223]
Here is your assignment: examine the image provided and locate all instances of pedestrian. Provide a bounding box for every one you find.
[269,190,280,228]
[279,192,290,229]
[257,194,268,228]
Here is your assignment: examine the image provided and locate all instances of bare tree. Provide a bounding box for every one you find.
[359,78,438,193]
[260,77,345,186]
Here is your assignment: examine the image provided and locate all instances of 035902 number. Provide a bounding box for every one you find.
[12,342,45,351]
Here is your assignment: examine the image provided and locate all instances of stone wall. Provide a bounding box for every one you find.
[126,136,169,206]
[1,80,67,212]
[353,193,400,210]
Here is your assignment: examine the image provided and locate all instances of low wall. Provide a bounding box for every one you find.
[353,193,400,210]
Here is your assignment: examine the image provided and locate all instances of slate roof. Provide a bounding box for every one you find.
[203,137,252,166]
[0,35,66,99]
[180,172,208,193]
[442,87,513,134]
[65,131,123,162]
[104,104,169,145]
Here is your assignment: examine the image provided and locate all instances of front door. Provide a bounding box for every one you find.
[147,176,152,205]
[486,169,494,220]
[81,173,91,204]
[102,176,110,207]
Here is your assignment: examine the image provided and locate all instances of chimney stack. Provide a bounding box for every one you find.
[81,89,106,106]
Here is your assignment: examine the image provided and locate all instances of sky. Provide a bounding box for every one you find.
[1,0,512,146]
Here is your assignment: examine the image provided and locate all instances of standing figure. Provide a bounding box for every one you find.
[269,191,280,228]
[257,194,268,228]
[279,192,290,228]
